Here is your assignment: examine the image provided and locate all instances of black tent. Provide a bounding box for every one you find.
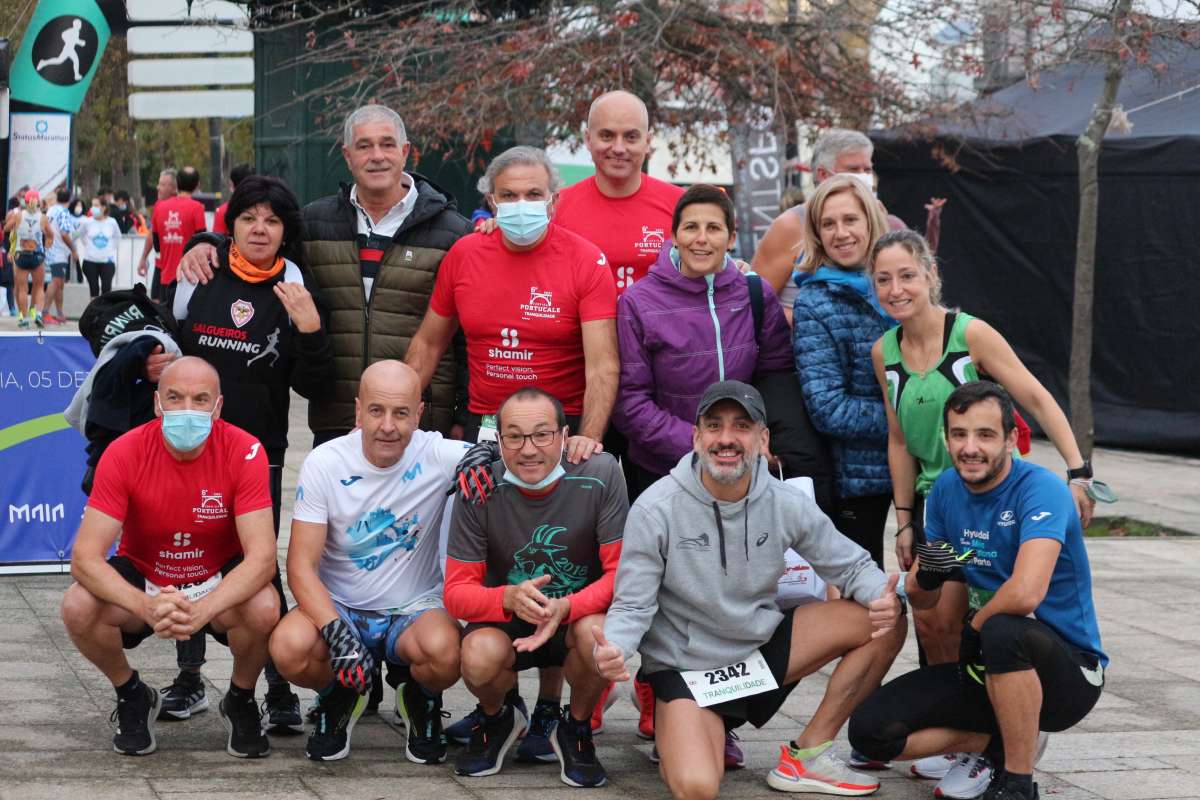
[872,41,1200,455]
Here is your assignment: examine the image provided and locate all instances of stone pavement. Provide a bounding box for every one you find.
[1,395,1198,799]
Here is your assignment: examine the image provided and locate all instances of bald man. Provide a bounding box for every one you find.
[61,356,280,759]
[270,360,471,764]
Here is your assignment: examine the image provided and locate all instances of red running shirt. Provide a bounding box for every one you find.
[554,175,684,296]
[212,201,229,234]
[151,195,207,284]
[430,223,617,415]
[87,418,272,586]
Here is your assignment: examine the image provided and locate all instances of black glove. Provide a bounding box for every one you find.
[321,618,375,695]
[914,540,975,591]
[451,440,499,505]
[958,610,986,687]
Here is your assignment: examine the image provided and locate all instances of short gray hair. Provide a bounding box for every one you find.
[810,129,873,177]
[342,104,407,147]
[477,146,561,195]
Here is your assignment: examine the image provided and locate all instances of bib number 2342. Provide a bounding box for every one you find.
[680,650,778,707]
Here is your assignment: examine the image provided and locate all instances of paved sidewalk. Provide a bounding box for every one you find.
[2,395,1197,799]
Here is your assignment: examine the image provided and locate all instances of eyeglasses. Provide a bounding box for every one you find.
[499,429,559,450]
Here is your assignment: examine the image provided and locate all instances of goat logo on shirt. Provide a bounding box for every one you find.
[507,524,587,598]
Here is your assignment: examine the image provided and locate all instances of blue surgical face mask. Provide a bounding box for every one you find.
[157,395,215,451]
[502,439,566,490]
[495,200,550,246]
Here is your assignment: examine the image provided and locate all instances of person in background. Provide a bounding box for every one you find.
[43,187,78,324]
[138,167,207,304]
[3,189,53,328]
[213,164,256,235]
[77,196,123,298]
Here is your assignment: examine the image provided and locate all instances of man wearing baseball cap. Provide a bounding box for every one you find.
[595,380,907,799]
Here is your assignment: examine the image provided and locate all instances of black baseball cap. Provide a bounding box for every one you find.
[696,380,766,424]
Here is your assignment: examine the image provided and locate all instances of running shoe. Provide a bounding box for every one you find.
[447,694,528,745]
[590,683,616,734]
[912,753,959,779]
[516,699,559,763]
[766,741,880,795]
[551,708,608,787]
[16,315,29,329]
[306,685,367,761]
[33,310,43,329]
[849,747,892,770]
[454,700,527,777]
[396,681,447,764]
[632,675,655,739]
[725,730,745,770]
[111,679,161,756]
[158,671,208,720]
[219,690,270,758]
[262,688,303,734]
[981,773,1039,800]
[936,753,993,799]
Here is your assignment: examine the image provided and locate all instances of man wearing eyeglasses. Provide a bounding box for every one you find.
[443,386,628,788]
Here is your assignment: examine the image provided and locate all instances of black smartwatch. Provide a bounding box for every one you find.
[1067,460,1093,481]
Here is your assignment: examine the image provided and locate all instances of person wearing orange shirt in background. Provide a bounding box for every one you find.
[213,164,256,235]
[138,167,207,305]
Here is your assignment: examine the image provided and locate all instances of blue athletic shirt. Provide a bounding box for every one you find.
[925,459,1107,667]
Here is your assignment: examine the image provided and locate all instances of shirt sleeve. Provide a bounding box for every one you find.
[595,458,629,546]
[443,495,510,621]
[86,438,132,522]
[577,245,618,323]
[193,202,207,233]
[923,478,948,544]
[292,449,331,524]
[1017,472,1075,546]
[231,434,272,516]
[432,436,474,482]
[429,244,461,318]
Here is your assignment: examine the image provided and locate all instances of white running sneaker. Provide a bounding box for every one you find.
[934,753,993,799]
[911,752,959,779]
[767,741,881,795]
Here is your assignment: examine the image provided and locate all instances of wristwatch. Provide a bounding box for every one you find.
[1067,460,1093,481]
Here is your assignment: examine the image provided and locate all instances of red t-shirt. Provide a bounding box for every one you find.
[87,418,272,586]
[430,223,617,415]
[554,175,684,296]
[213,201,229,234]
[151,195,207,284]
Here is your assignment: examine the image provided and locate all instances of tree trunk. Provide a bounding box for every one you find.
[1069,0,1131,459]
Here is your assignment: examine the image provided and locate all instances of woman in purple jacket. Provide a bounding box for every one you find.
[614,184,794,499]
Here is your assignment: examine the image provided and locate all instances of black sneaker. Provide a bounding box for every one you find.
[158,671,208,720]
[219,690,270,758]
[111,680,161,756]
[263,689,304,735]
[396,681,447,764]
[454,701,527,777]
[983,774,1039,800]
[306,685,367,761]
[516,699,560,763]
[446,694,528,745]
[551,708,607,788]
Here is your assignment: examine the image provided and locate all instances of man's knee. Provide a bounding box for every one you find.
[61,583,102,634]
[460,629,511,683]
[663,764,721,800]
[238,585,281,636]
[268,611,320,674]
[848,694,907,763]
[567,612,604,655]
[980,614,1039,673]
[408,616,461,676]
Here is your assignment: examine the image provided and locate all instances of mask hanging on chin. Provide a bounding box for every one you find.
[495,200,550,246]
[157,394,216,451]
[502,437,566,490]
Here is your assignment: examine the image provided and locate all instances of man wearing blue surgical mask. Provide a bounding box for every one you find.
[406,146,620,469]
[443,387,628,787]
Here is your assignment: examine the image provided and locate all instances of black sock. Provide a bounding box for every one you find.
[535,696,560,709]
[115,670,143,699]
[227,682,255,702]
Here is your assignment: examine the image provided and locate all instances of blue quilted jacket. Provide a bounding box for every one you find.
[792,274,891,498]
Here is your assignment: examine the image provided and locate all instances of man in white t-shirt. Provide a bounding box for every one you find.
[269,360,471,764]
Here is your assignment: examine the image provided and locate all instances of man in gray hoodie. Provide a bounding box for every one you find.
[596,380,906,799]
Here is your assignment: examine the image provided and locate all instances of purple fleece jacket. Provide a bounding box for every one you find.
[613,245,794,475]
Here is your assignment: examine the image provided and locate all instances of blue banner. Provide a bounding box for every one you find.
[0,333,95,572]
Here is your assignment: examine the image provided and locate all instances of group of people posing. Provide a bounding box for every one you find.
[60,91,1107,800]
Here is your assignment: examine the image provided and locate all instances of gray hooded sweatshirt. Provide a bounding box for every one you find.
[604,452,889,674]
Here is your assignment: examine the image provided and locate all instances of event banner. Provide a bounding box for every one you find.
[0,333,94,573]
[9,0,111,113]
[5,112,72,201]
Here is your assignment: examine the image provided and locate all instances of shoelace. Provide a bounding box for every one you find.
[111,688,147,733]
[968,757,991,779]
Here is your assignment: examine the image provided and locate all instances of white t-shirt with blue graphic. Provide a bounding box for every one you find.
[79,216,122,263]
[293,428,472,613]
[925,458,1107,667]
[46,204,77,263]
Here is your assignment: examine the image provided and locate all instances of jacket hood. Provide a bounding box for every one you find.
[649,242,743,295]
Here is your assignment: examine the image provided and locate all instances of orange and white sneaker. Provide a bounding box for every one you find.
[632,676,655,740]
[767,741,880,795]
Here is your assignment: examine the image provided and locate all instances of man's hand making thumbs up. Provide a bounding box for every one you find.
[868,573,904,639]
[592,626,630,683]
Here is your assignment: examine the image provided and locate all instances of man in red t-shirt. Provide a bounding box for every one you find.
[555,90,683,296]
[406,146,618,465]
[137,166,207,304]
[212,163,255,235]
[61,357,280,759]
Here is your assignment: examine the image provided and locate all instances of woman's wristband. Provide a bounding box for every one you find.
[896,522,914,537]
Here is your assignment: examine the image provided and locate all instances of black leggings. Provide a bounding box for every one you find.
[82,260,114,297]
[833,493,891,569]
[849,614,1104,763]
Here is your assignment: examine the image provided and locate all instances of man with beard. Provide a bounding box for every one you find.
[596,380,906,799]
[848,382,1107,800]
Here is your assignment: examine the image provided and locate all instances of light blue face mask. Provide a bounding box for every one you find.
[495,200,550,246]
[503,440,566,491]
[158,396,215,451]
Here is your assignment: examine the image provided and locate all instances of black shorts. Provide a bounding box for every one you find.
[643,606,799,730]
[107,555,282,649]
[463,618,569,671]
[15,251,44,270]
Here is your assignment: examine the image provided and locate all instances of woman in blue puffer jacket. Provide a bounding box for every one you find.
[792,175,895,567]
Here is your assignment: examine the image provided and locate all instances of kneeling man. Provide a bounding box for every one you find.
[849,382,1107,800]
[596,380,905,799]
[444,387,626,787]
[61,356,280,758]
[269,360,469,763]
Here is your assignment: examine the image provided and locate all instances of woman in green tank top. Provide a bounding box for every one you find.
[867,230,1093,662]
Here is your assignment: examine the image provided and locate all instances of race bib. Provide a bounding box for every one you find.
[146,571,222,602]
[680,650,779,707]
[477,414,498,443]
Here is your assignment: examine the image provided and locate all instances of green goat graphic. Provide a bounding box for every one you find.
[507,524,588,598]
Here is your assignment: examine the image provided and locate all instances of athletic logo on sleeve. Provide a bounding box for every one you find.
[245,442,261,460]
[1031,511,1052,522]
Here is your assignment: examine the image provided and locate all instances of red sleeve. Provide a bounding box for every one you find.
[444,558,512,622]
[577,243,618,323]
[194,202,207,233]
[231,432,273,516]
[212,204,228,234]
[429,245,461,318]
[566,539,622,623]
[86,436,132,522]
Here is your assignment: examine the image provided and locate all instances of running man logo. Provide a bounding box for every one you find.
[33,17,99,86]
[9,502,65,523]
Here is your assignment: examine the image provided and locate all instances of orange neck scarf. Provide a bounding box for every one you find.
[228,244,284,284]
